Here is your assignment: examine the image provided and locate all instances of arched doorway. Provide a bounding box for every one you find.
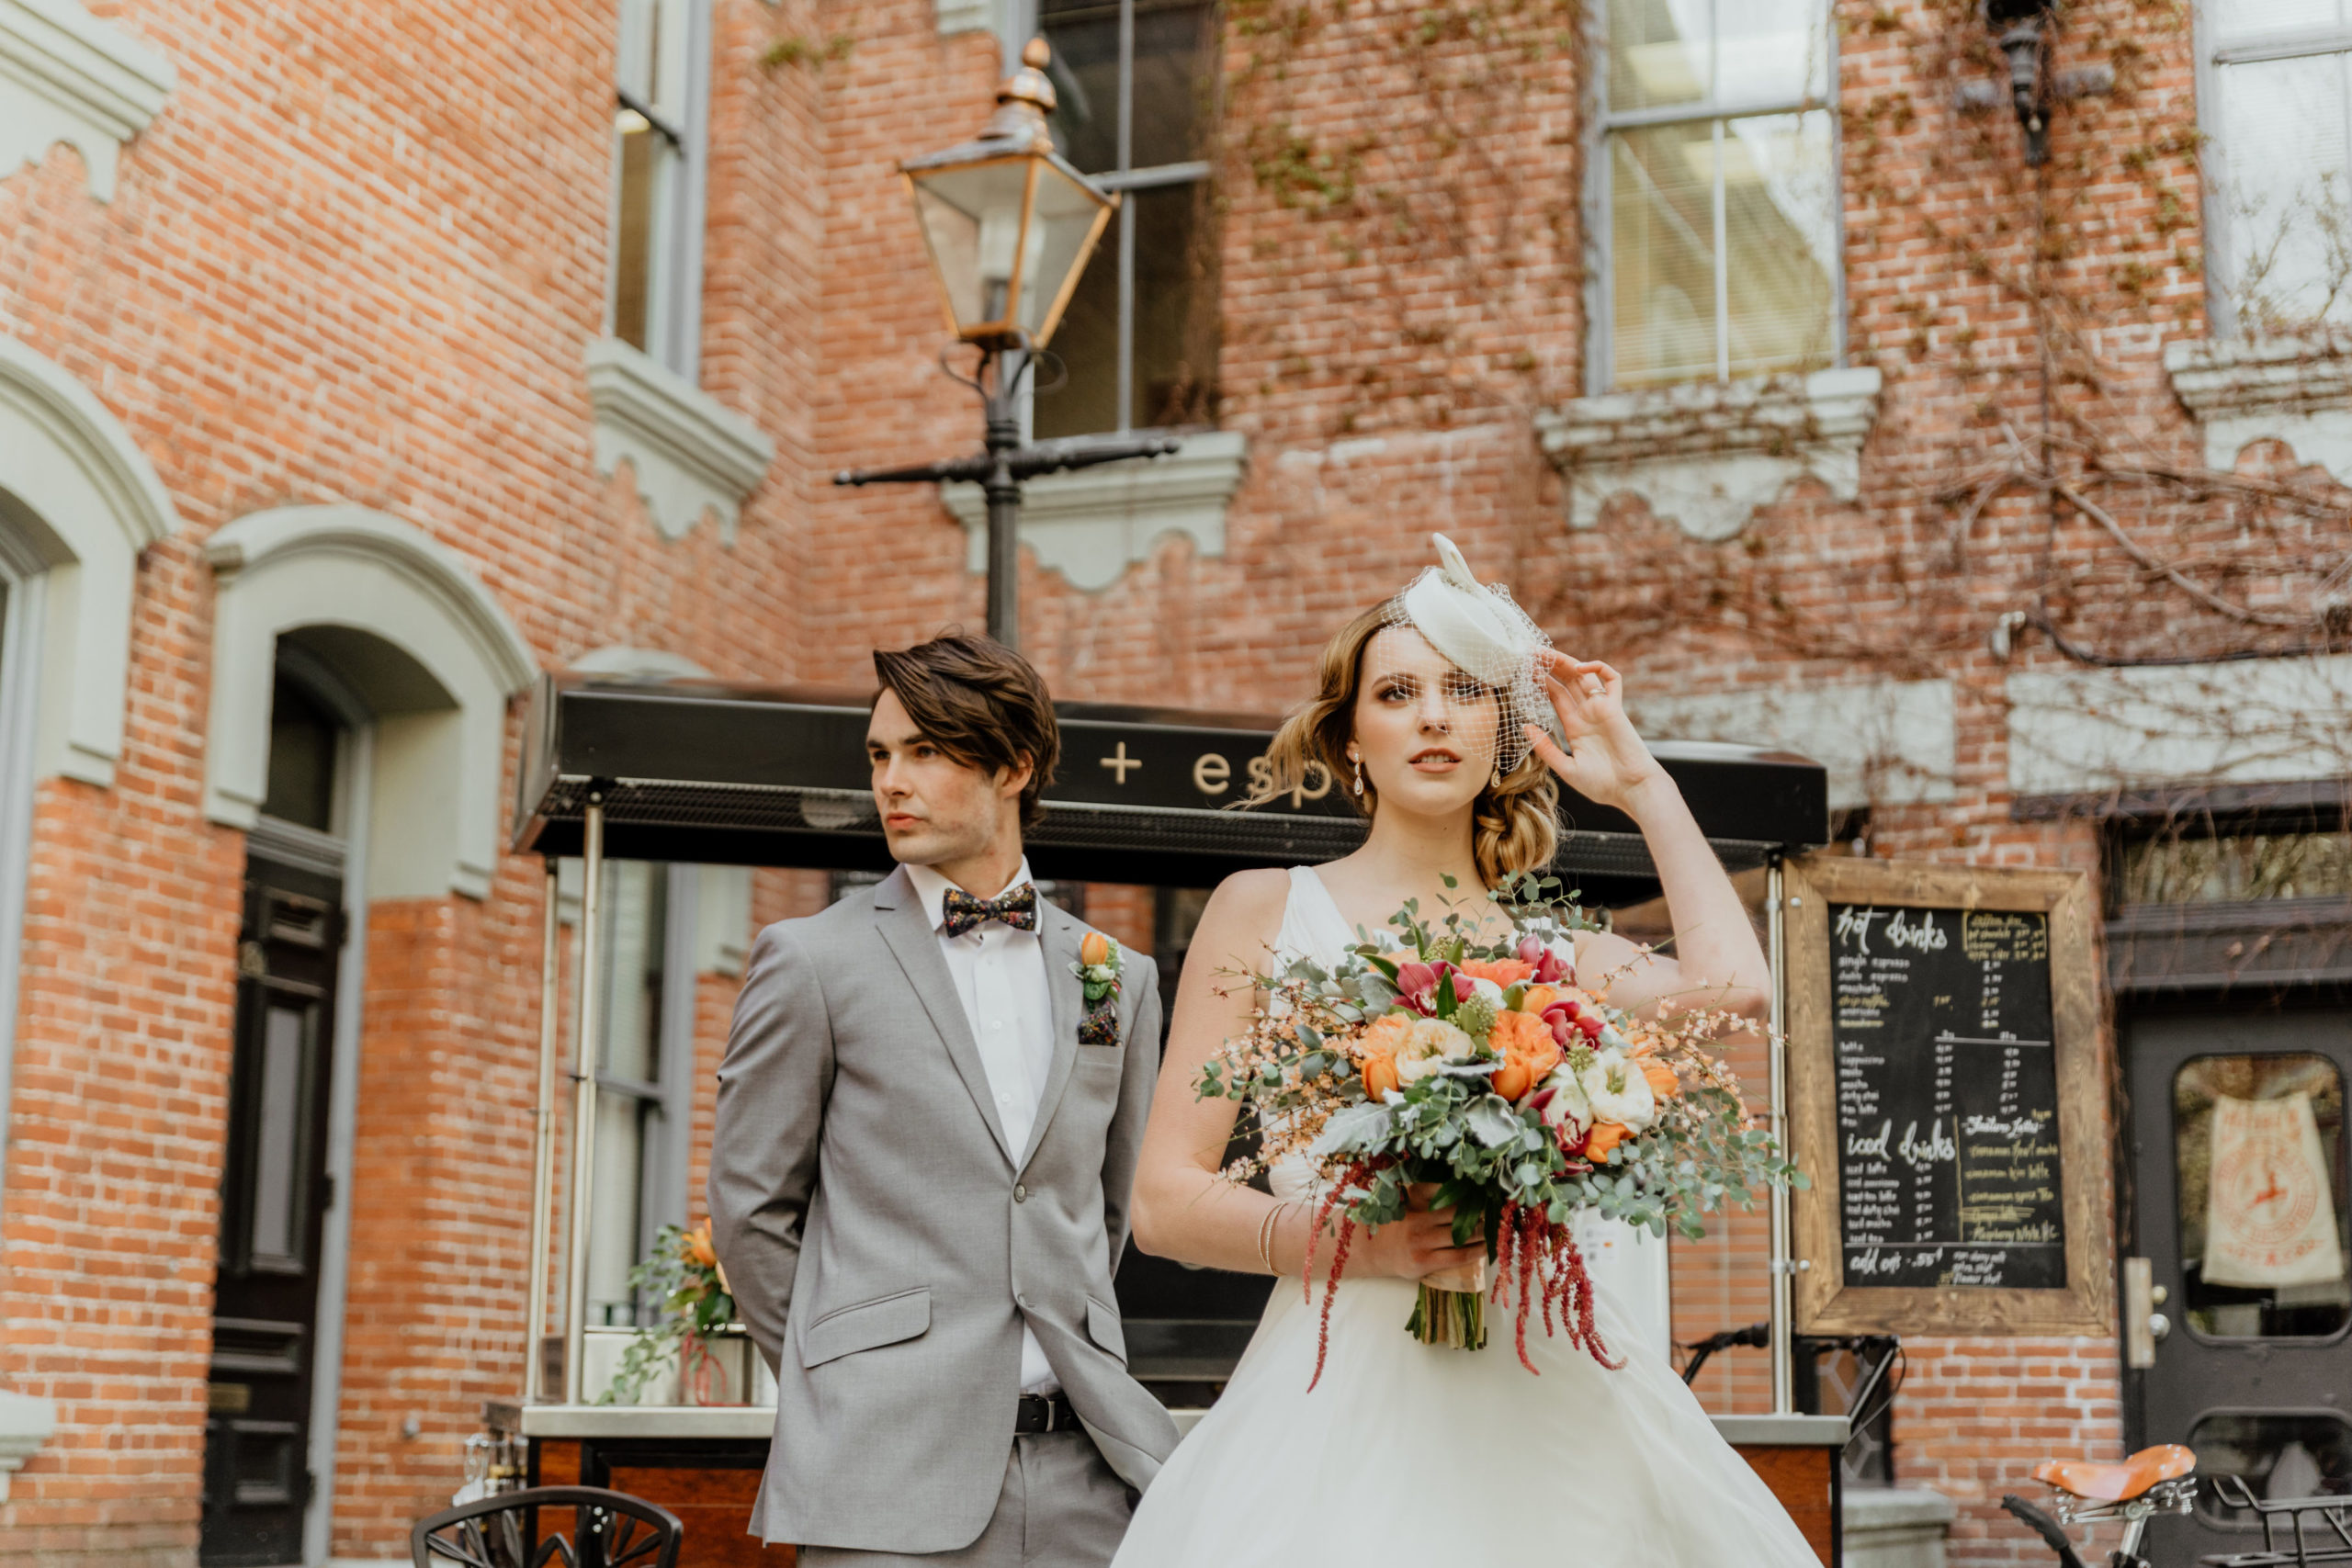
[198,505,536,1565]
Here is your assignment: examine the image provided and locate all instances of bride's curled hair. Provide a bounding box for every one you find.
[1250,603,1558,889]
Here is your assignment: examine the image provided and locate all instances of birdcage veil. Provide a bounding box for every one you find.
[1377,535,1555,779]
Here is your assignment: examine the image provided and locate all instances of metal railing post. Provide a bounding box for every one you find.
[524,861,561,1402]
[1767,854,1795,1416]
[561,798,608,1404]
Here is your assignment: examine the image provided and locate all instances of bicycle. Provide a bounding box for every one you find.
[1999,1446,2197,1568]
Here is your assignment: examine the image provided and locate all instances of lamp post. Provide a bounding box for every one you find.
[836,39,1178,650]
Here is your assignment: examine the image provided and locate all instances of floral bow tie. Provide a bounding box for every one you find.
[940,884,1038,939]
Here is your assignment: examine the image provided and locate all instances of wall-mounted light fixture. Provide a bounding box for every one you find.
[1984,0,2058,165]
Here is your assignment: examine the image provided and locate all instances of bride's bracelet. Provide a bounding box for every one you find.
[1254,1200,1293,1276]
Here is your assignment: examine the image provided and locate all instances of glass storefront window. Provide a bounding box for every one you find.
[585,860,673,1326]
[2174,1053,2350,1340]
[2120,831,2352,906]
[2188,1411,2352,1523]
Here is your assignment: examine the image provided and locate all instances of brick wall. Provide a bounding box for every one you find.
[0,0,2310,1562]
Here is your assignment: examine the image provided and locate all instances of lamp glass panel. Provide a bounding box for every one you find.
[1722,109,1838,378]
[1714,0,1827,107]
[1019,162,1114,343]
[1132,180,1219,427]
[2214,51,2352,333]
[1609,0,1711,111]
[1611,119,1718,386]
[909,158,1036,332]
[1034,225,1120,436]
[1041,0,1119,175]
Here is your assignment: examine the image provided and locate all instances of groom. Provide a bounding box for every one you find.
[710,633,1178,1566]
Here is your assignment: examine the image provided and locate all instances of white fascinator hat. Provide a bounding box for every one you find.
[1386,534,1555,777]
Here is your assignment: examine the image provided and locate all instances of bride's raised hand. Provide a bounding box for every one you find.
[1521,649,1666,813]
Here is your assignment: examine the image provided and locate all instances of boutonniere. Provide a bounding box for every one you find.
[1074,931,1124,1046]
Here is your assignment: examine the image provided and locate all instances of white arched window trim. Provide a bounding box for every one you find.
[203,505,538,900]
[0,333,181,787]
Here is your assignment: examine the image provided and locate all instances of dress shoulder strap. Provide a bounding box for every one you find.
[1274,864,1358,964]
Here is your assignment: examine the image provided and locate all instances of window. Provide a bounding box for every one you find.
[583,861,697,1326]
[1597,0,1840,388]
[610,0,710,377]
[1034,0,1221,437]
[2173,1053,2349,1341]
[2203,0,2352,333]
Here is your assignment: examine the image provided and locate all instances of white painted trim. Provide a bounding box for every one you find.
[941,430,1247,592]
[585,337,775,543]
[2164,333,2352,482]
[203,505,537,900]
[0,540,42,1250]
[0,333,183,786]
[0,0,173,201]
[1629,677,1954,810]
[300,714,370,1568]
[0,1387,56,1501]
[1535,367,1883,539]
[569,645,712,680]
[2007,655,2352,797]
[936,0,999,35]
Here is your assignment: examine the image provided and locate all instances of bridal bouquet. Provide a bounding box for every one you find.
[1198,874,1803,1382]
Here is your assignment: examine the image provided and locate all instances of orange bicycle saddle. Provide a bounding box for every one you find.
[2032,1445,2197,1502]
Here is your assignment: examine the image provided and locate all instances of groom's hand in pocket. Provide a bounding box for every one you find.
[1356,1183,1486,1291]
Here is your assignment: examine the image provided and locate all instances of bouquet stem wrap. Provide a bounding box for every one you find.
[1409,1284,1486,1351]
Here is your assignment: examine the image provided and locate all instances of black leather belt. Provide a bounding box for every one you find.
[1014,1392,1078,1434]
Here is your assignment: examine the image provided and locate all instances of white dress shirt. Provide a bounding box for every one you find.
[903,858,1061,1396]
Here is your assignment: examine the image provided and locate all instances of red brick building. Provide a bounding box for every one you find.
[3,0,2348,1564]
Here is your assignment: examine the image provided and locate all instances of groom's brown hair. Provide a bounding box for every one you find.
[872,634,1061,831]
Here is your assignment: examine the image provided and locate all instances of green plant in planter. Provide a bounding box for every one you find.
[596,1221,737,1405]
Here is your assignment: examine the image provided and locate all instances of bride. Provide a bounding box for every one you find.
[1114,538,1823,1566]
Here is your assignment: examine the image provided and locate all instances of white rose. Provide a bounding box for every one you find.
[1469,977,1508,1010]
[1396,1018,1476,1083]
[1534,1067,1592,1146]
[1579,1047,1657,1134]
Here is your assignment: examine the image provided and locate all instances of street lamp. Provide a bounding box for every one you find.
[835,39,1179,650]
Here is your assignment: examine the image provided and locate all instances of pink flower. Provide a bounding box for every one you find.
[1516,933,1573,986]
[1393,960,1476,1015]
[1394,961,1438,1014]
[1541,998,1582,1047]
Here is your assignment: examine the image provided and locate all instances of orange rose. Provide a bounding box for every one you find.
[1639,1058,1680,1100]
[1357,1011,1416,1101]
[1585,1121,1630,1162]
[1487,1009,1563,1101]
[1080,931,1114,967]
[684,1222,718,1268]
[1521,985,1560,1017]
[1456,957,1534,989]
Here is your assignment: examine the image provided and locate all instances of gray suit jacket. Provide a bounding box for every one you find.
[709,865,1180,1552]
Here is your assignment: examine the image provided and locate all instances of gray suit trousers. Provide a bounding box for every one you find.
[796,1433,1132,1568]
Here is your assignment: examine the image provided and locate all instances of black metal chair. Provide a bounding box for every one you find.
[411,1485,683,1568]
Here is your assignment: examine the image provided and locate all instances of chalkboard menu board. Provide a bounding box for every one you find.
[1788,858,2109,1337]
[1831,904,2064,1292]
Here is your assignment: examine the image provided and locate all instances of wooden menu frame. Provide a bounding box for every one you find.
[1785,855,2111,1336]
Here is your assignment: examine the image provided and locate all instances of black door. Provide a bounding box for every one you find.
[201,855,344,1567]
[2126,1005,2352,1566]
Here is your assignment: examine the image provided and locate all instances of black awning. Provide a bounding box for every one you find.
[511,672,1830,895]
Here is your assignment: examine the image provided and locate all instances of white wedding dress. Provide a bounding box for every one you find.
[1111,866,1825,1568]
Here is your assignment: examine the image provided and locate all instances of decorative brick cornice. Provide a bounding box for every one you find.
[941,429,1247,592]
[0,0,173,201]
[2164,333,2352,483]
[1534,367,1883,540]
[586,337,775,543]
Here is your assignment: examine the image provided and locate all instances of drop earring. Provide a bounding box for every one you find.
[1351,753,1364,795]
[1491,759,1504,788]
